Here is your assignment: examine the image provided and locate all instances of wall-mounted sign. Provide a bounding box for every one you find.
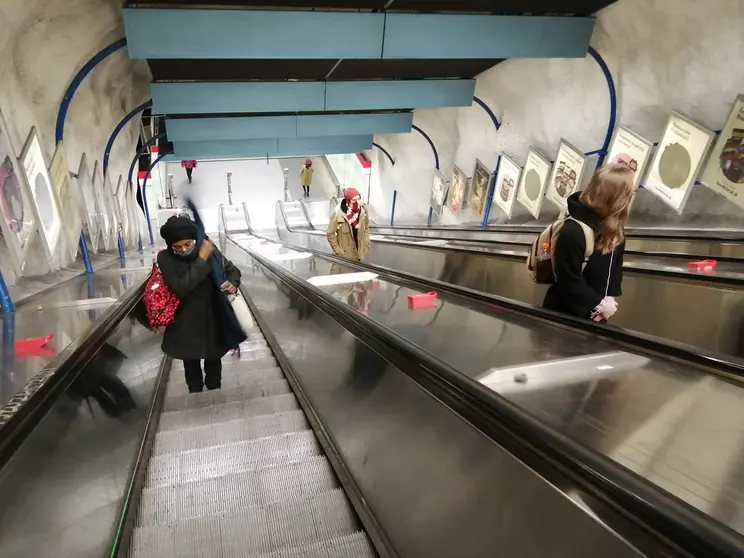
[0,108,35,274]
[446,165,468,215]
[50,143,81,261]
[493,154,522,219]
[516,148,551,218]
[606,125,654,188]
[430,170,448,218]
[701,95,744,209]
[92,160,111,251]
[77,154,100,253]
[20,128,62,266]
[468,159,491,216]
[545,139,587,209]
[642,111,715,213]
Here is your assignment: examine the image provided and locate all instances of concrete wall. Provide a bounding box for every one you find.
[0,0,149,280]
[371,0,744,229]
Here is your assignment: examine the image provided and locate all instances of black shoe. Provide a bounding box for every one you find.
[188,386,203,393]
[206,385,221,391]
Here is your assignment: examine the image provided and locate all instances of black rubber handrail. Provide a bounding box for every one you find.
[230,237,744,558]
[0,277,148,469]
[260,228,744,382]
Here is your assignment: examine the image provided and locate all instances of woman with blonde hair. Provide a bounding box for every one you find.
[542,164,636,322]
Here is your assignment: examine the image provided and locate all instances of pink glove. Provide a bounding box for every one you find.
[592,296,618,321]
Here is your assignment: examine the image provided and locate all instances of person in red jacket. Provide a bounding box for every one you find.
[181,160,197,183]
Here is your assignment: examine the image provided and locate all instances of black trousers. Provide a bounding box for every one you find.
[186,167,193,181]
[183,359,222,392]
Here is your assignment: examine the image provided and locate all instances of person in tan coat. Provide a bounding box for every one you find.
[327,187,370,261]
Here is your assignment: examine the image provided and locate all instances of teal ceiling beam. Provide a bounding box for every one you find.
[123,9,594,60]
[152,80,474,114]
[167,112,413,142]
[172,135,373,159]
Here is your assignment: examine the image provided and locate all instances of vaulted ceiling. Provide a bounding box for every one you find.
[122,1,617,160]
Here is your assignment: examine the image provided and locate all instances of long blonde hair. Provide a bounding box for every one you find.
[579,164,635,254]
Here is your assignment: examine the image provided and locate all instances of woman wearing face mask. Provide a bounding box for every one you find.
[157,216,241,393]
[327,187,370,261]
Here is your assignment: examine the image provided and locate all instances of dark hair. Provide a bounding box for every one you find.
[340,199,348,212]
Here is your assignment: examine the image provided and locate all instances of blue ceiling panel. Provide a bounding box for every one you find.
[123,9,385,59]
[151,82,326,114]
[168,112,412,142]
[173,135,373,159]
[383,14,595,59]
[325,80,475,111]
[124,9,594,60]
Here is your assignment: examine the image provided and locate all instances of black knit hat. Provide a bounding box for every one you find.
[160,215,197,246]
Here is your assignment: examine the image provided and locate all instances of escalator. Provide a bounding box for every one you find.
[272,200,744,357]
[2,239,744,557]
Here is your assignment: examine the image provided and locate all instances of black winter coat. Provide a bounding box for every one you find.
[157,248,241,361]
[542,193,625,319]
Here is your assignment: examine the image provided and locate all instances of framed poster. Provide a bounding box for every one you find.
[493,154,522,219]
[116,175,130,244]
[642,111,715,213]
[516,148,551,218]
[126,183,141,246]
[105,173,120,246]
[50,144,81,260]
[77,154,100,245]
[468,159,491,216]
[430,170,449,217]
[702,95,744,209]
[545,139,587,208]
[20,128,62,264]
[0,109,35,273]
[606,125,654,188]
[92,161,112,250]
[446,165,468,215]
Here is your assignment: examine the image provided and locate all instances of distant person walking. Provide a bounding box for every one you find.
[327,187,370,261]
[300,159,313,197]
[181,160,197,184]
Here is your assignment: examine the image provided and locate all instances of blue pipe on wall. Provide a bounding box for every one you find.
[103,99,152,174]
[411,124,440,170]
[372,142,395,166]
[141,150,171,246]
[0,271,14,313]
[427,206,433,227]
[55,37,126,275]
[473,96,501,131]
[128,132,164,190]
[587,46,616,168]
[390,190,398,226]
[481,161,501,229]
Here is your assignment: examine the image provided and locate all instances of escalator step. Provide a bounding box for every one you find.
[158,393,299,432]
[146,430,320,488]
[164,379,292,412]
[129,488,358,558]
[255,531,376,558]
[136,455,337,527]
[153,409,309,455]
[166,366,284,397]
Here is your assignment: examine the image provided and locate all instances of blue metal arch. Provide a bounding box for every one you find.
[587,46,616,168]
[128,132,165,188]
[411,124,440,170]
[141,150,171,246]
[103,99,152,174]
[472,95,501,131]
[372,142,395,166]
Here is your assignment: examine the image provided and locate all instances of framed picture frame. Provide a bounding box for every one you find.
[50,143,82,261]
[606,125,654,188]
[516,147,551,218]
[545,139,587,209]
[429,170,449,218]
[446,165,469,216]
[468,159,491,216]
[642,110,715,213]
[92,160,112,251]
[20,127,62,266]
[701,95,744,209]
[492,154,522,219]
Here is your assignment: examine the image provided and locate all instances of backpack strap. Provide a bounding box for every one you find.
[565,217,595,266]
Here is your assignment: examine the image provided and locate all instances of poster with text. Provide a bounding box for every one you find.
[50,144,81,260]
[0,109,35,273]
[468,159,491,216]
[446,165,468,215]
[430,170,449,217]
[493,155,522,219]
[643,111,715,213]
[702,95,744,209]
[606,125,654,188]
[545,139,587,208]
[92,160,112,251]
[516,148,551,218]
[77,154,101,252]
[20,128,62,264]
[105,173,120,245]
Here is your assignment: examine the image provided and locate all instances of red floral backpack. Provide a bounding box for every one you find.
[143,260,180,328]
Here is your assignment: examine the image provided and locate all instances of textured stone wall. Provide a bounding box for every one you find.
[371,0,744,229]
